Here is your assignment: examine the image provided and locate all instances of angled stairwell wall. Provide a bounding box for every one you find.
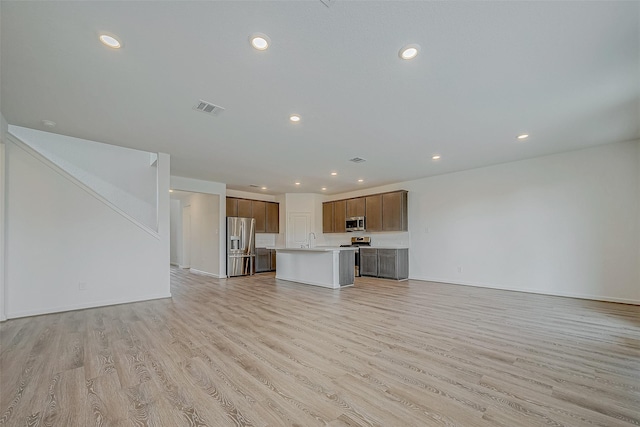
[4,128,170,319]
[10,126,158,232]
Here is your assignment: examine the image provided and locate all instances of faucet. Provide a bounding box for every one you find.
[308,232,316,248]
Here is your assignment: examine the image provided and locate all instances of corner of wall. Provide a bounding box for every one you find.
[636,139,640,301]
[157,153,171,296]
[0,113,6,321]
[169,175,227,278]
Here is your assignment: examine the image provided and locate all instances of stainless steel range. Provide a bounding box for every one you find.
[340,236,371,276]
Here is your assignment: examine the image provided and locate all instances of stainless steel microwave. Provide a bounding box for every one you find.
[346,216,366,232]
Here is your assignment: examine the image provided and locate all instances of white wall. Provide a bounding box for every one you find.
[0,113,7,321]
[170,199,183,265]
[283,193,323,247]
[170,176,227,277]
[183,193,220,277]
[275,194,286,248]
[327,140,640,304]
[5,135,171,318]
[10,126,159,230]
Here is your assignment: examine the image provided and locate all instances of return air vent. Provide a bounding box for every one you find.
[349,157,366,163]
[193,100,225,116]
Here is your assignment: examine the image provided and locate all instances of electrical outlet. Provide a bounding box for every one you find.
[78,282,87,291]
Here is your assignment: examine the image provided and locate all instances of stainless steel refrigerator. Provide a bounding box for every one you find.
[227,217,256,277]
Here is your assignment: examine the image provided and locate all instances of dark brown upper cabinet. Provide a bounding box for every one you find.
[252,200,266,233]
[237,199,252,218]
[382,190,408,231]
[365,194,383,232]
[265,202,279,233]
[226,197,238,217]
[346,197,365,217]
[333,200,346,233]
[227,197,279,233]
[321,190,407,233]
[322,202,334,233]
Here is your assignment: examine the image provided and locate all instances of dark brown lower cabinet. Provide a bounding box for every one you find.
[256,248,276,272]
[359,248,378,276]
[359,248,408,280]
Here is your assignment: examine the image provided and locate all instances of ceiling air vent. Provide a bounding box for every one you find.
[193,100,225,116]
[249,185,260,188]
[349,157,366,163]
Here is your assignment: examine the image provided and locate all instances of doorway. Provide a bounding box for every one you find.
[287,212,311,248]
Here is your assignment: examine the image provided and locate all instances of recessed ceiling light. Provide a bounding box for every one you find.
[261,186,267,190]
[358,179,364,183]
[99,34,122,49]
[331,172,337,176]
[399,44,420,60]
[250,33,270,51]
[41,120,56,128]
[295,182,301,185]
[432,155,441,160]
[169,189,174,193]
[321,187,327,191]
[517,134,529,140]
[290,114,301,122]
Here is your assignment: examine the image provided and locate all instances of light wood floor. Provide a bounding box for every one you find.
[1,268,639,426]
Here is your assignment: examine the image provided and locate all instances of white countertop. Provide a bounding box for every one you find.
[273,246,357,252]
[263,246,408,250]
[360,246,409,250]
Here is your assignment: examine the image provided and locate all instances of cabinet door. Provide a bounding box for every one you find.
[365,194,382,232]
[359,248,378,276]
[226,197,238,217]
[322,202,334,233]
[237,199,252,218]
[346,197,365,217]
[382,191,408,231]
[333,200,346,233]
[266,202,279,233]
[270,249,277,271]
[377,249,398,279]
[396,249,409,280]
[255,248,270,273]
[252,200,266,233]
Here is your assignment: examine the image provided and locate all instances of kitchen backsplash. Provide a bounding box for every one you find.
[321,232,410,248]
[256,232,409,248]
[256,233,277,248]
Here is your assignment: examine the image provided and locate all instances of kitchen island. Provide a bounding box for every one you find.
[275,247,356,289]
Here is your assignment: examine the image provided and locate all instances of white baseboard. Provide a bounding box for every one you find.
[189,268,220,278]
[6,293,172,319]
[178,264,190,269]
[409,275,640,306]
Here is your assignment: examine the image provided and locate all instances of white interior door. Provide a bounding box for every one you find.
[182,205,191,268]
[287,212,311,248]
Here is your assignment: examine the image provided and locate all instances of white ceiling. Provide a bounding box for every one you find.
[2,1,638,195]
